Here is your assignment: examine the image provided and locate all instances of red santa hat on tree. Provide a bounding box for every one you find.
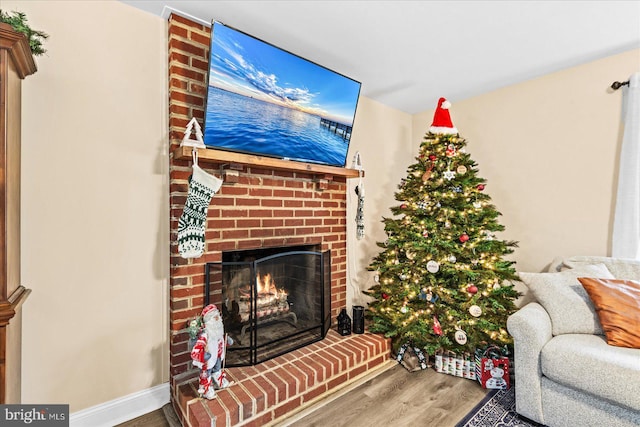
[429,97,458,135]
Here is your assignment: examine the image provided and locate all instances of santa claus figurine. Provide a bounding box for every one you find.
[190,304,233,399]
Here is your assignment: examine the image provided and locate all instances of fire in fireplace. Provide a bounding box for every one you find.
[205,246,331,366]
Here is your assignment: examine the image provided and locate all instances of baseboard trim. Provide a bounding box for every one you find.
[70,382,170,427]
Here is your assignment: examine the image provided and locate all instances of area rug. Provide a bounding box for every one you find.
[455,387,545,427]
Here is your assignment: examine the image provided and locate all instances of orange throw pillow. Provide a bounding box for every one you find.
[577,277,640,349]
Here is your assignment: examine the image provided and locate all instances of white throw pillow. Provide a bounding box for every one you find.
[518,263,614,336]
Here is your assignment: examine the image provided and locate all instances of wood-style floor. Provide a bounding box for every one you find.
[118,364,488,427]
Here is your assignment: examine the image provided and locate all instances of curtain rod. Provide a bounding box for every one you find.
[611,80,630,90]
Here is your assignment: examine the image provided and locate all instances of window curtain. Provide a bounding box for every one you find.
[612,72,640,259]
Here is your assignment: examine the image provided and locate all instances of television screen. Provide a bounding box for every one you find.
[204,21,361,167]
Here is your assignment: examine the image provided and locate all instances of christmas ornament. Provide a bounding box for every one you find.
[401,203,407,209]
[178,160,224,259]
[445,220,451,228]
[459,233,470,243]
[382,292,389,300]
[477,184,485,191]
[418,289,428,300]
[454,329,468,345]
[467,284,478,294]
[443,170,456,181]
[469,305,482,317]
[445,144,457,157]
[433,316,443,335]
[400,304,408,314]
[181,117,206,149]
[427,260,440,273]
[453,186,462,193]
[423,229,429,238]
[406,250,416,260]
[435,202,441,208]
[483,230,495,240]
[422,161,434,181]
[493,283,502,290]
[417,200,428,210]
[448,255,457,263]
[426,292,439,303]
[429,154,437,161]
[398,273,408,280]
[374,274,380,283]
[473,201,482,209]
[429,97,459,135]
[456,165,467,174]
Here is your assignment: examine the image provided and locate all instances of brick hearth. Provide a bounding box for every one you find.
[173,331,389,426]
[167,13,391,426]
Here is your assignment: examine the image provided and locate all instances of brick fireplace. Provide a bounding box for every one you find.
[168,14,390,426]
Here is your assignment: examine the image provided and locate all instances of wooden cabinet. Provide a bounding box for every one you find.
[0,23,36,404]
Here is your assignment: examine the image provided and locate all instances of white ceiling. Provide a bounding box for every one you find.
[121,0,640,114]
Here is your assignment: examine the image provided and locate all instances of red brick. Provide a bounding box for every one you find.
[216,390,240,425]
[252,376,277,408]
[302,384,328,403]
[263,371,287,404]
[273,396,303,420]
[188,400,214,427]
[242,380,266,413]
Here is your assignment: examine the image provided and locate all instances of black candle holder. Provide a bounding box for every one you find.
[337,308,352,336]
[353,305,365,334]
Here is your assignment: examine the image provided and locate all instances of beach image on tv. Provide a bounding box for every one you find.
[204,22,361,167]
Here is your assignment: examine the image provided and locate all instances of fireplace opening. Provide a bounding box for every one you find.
[205,246,331,366]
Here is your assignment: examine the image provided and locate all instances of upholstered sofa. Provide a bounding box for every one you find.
[507,256,640,427]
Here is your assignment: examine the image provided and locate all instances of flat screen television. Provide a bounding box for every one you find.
[203,21,362,167]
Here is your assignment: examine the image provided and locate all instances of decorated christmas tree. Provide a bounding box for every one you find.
[365,98,520,356]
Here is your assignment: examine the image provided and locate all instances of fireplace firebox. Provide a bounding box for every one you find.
[205,246,331,367]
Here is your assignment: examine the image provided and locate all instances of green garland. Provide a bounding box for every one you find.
[0,10,48,56]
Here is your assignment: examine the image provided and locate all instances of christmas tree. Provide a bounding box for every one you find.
[365,97,520,356]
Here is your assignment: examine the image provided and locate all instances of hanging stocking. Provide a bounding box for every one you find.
[178,152,223,258]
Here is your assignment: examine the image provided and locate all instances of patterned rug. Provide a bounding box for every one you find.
[455,388,545,427]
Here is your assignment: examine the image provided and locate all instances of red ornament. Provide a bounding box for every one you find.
[382,293,390,300]
[401,203,407,209]
[467,285,478,294]
[477,184,485,191]
[433,316,443,336]
[429,154,437,161]
[459,233,469,243]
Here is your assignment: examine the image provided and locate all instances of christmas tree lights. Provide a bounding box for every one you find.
[365,98,520,356]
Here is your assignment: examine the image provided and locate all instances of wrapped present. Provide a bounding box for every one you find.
[396,343,428,372]
[475,345,511,389]
[434,350,475,381]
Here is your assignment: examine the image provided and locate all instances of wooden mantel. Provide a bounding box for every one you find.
[173,146,364,178]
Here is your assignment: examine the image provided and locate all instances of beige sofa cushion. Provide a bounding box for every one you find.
[541,334,640,412]
[518,264,614,336]
[560,256,640,281]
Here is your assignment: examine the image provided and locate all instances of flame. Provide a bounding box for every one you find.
[256,273,288,301]
[257,273,276,295]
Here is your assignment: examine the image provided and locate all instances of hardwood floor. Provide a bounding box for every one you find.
[117,364,487,427]
[279,364,487,427]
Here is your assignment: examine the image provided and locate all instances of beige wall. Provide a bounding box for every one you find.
[5,0,169,412]
[346,97,413,307]
[413,49,640,285]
